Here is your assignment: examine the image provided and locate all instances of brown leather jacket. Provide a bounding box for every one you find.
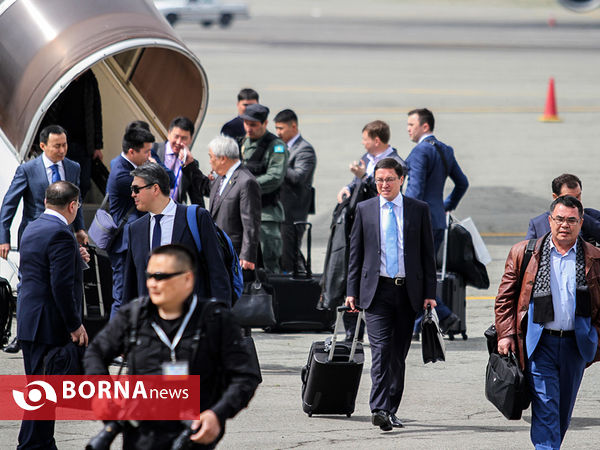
[495,237,600,369]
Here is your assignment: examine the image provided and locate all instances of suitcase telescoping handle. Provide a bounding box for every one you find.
[293,221,312,278]
[328,306,364,363]
[441,212,450,281]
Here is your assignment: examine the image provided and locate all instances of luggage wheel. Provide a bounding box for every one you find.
[308,413,312,417]
[448,333,455,341]
[461,332,468,340]
[346,413,351,418]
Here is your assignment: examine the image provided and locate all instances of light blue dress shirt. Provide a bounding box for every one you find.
[379,193,405,278]
[545,240,576,331]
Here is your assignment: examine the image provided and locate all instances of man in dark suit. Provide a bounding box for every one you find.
[346,158,437,431]
[17,181,88,449]
[152,116,209,207]
[221,88,259,145]
[0,125,88,353]
[106,126,155,316]
[122,162,232,305]
[526,173,600,244]
[336,120,407,203]
[405,108,469,253]
[274,109,317,273]
[208,135,261,271]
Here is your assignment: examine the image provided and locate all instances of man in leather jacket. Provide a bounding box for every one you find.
[84,244,259,449]
[495,196,600,449]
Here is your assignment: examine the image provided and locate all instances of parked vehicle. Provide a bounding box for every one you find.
[154,0,249,28]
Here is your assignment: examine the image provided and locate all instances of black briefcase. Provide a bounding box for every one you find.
[485,351,531,420]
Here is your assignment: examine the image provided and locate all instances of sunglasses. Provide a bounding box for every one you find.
[131,183,154,194]
[145,271,186,281]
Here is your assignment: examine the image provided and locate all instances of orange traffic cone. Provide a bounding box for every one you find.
[539,77,561,122]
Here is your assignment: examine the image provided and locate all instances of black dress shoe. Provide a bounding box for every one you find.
[3,337,20,353]
[372,410,392,431]
[389,414,404,428]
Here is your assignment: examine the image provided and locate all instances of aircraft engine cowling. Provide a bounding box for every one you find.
[559,0,600,12]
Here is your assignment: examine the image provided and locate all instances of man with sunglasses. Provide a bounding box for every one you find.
[106,126,155,316]
[85,244,259,449]
[496,195,600,449]
[122,163,231,306]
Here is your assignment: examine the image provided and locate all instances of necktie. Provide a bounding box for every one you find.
[385,202,399,277]
[50,164,61,183]
[152,214,164,250]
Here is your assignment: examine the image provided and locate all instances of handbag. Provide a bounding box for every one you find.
[421,306,446,364]
[232,271,276,328]
[485,351,531,420]
[88,195,134,250]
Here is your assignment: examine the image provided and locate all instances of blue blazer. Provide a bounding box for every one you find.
[106,155,145,253]
[526,208,600,243]
[17,214,83,345]
[122,204,232,305]
[347,195,437,312]
[0,156,84,245]
[405,136,469,231]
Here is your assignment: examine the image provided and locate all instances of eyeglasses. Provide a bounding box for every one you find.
[131,183,154,194]
[145,271,187,281]
[550,215,580,226]
[374,177,399,185]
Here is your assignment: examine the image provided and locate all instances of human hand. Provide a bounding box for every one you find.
[79,246,90,263]
[337,187,351,203]
[497,337,515,355]
[423,298,437,309]
[190,410,221,444]
[178,146,194,166]
[349,160,366,179]
[76,230,89,245]
[345,296,357,312]
[71,325,89,347]
[240,259,255,270]
[93,149,104,161]
[0,243,10,259]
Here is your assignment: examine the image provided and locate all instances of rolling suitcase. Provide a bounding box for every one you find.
[82,246,113,341]
[301,306,364,417]
[266,222,334,332]
[437,213,467,340]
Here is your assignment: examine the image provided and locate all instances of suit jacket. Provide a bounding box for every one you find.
[526,208,600,244]
[495,237,600,369]
[209,165,261,262]
[17,214,84,345]
[280,135,316,223]
[347,148,407,196]
[106,155,146,253]
[405,136,469,230]
[123,204,232,305]
[347,195,437,312]
[0,155,84,245]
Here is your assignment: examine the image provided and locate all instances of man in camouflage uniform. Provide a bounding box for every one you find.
[240,104,288,273]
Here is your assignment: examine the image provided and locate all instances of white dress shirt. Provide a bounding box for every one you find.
[149,199,177,250]
[365,146,394,178]
[379,193,405,278]
[219,161,241,195]
[42,153,65,184]
[418,133,434,144]
[43,208,68,226]
[121,153,138,168]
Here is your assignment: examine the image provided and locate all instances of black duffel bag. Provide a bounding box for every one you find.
[232,271,276,328]
[485,351,531,420]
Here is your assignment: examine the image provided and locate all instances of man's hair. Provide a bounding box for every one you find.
[374,157,404,178]
[237,88,259,102]
[122,127,155,153]
[408,108,435,132]
[550,195,584,218]
[551,173,582,196]
[273,109,298,124]
[150,244,197,273]
[362,120,390,144]
[126,120,150,132]
[45,181,80,207]
[169,116,194,136]
[209,135,240,160]
[130,162,170,196]
[40,125,67,144]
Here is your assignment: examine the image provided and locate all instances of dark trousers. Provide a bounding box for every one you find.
[280,222,306,274]
[108,250,126,318]
[433,228,444,256]
[527,333,586,449]
[343,311,365,342]
[365,281,416,414]
[18,340,58,450]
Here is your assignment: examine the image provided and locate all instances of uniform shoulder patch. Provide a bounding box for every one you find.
[273,144,285,154]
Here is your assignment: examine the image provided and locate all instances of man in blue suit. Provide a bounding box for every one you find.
[346,158,437,431]
[496,195,600,450]
[106,126,155,316]
[526,173,600,244]
[122,163,231,305]
[0,125,88,353]
[17,181,88,449]
[404,108,469,253]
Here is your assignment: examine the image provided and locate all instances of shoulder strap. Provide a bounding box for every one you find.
[186,205,202,253]
[190,299,225,364]
[519,238,537,282]
[246,132,276,163]
[425,138,449,177]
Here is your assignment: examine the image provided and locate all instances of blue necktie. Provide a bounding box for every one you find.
[385,202,399,277]
[50,164,61,183]
[152,214,164,250]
